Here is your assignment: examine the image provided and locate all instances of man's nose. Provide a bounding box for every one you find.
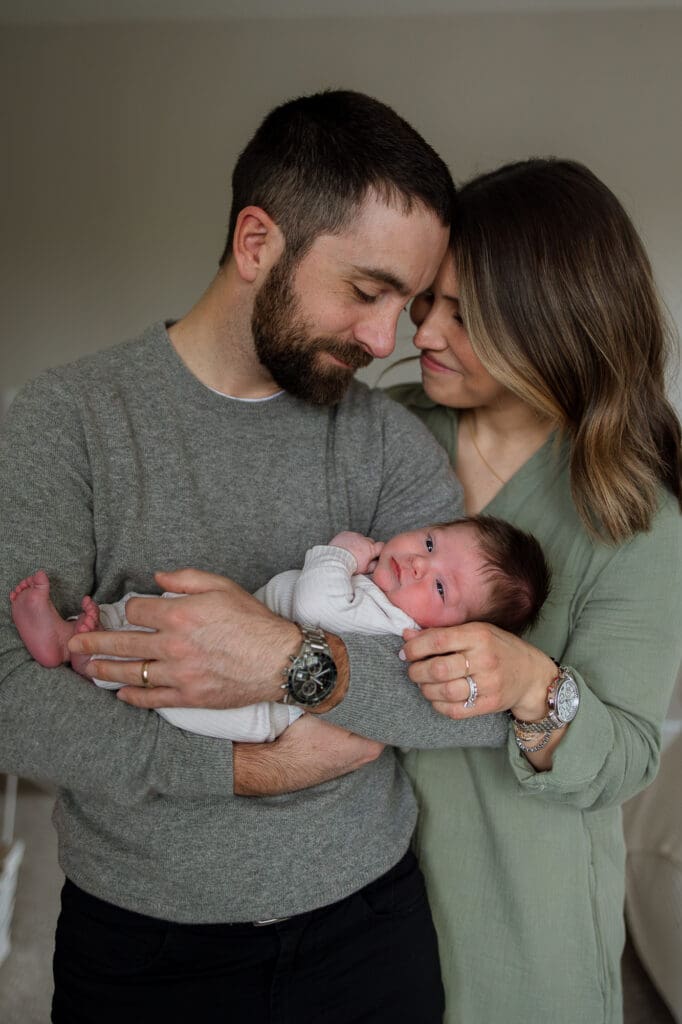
[353,311,399,360]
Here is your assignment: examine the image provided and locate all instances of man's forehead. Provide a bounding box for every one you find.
[336,192,445,242]
[305,199,448,294]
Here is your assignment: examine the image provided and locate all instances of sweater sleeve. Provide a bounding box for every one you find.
[0,374,234,802]
[507,497,682,809]
[324,631,508,747]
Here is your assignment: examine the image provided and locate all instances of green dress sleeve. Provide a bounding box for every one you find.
[508,491,682,809]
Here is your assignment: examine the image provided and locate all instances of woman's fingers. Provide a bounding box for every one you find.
[406,651,469,686]
[402,619,557,720]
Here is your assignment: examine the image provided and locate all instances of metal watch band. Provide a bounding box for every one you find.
[511,665,580,752]
[512,716,560,734]
[510,665,565,734]
[281,625,337,707]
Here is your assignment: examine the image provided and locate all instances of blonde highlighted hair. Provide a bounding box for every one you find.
[452,158,682,543]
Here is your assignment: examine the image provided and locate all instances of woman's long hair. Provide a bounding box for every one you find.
[452,158,682,543]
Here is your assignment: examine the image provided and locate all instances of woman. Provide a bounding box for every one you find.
[391,158,682,1023]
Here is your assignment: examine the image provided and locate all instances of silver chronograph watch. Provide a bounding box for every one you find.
[281,625,338,707]
[511,665,580,752]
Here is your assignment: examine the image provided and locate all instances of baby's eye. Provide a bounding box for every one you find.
[425,534,434,553]
[436,580,445,602]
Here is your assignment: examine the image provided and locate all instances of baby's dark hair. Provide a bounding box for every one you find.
[451,514,551,635]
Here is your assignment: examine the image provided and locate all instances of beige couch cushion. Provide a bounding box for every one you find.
[624,728,682,1022]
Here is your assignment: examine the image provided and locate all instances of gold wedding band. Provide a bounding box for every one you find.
[141,661,152,688]
[465,657,471,672]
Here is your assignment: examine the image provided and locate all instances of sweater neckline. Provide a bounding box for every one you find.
[150,321,293,414]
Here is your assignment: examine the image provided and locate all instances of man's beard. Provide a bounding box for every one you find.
[251,257,373,406]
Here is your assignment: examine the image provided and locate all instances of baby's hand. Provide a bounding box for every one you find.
[329,532,384,575]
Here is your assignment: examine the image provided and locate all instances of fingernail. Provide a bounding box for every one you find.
[398,649,406,662]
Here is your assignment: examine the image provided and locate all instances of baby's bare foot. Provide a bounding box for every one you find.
[75,594,101,634]
[9,568,51,605]
[68,596,103,677]
[10,570,82,668]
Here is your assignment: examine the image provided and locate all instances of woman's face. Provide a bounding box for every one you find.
[410,257,509,410]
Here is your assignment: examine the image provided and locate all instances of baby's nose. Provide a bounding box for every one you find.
[409,555,427,580]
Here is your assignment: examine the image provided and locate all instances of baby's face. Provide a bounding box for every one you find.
[372,523,490,628]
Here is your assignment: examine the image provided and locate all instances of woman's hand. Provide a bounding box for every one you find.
[401,622,557,722]
[233,714,385,795]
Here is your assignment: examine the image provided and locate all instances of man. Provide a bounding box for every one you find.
[0,91,504,1022]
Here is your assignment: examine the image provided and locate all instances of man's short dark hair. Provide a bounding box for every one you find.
[453,515,552,635]
[219,89,455,266]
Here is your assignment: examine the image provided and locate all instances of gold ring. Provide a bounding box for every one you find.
[465,657,471,672]
[141,661,152,688]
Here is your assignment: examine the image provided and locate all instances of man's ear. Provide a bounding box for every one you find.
[231,206,285,283]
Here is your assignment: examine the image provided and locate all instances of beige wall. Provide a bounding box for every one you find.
[1,10,681,407]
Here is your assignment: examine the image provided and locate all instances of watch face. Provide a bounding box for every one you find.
[289,651,337,707]
[555,675,580,724]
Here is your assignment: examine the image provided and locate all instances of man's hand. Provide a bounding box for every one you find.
[68,569,301,710]
[329,532,384,575]
[234,714,385,795]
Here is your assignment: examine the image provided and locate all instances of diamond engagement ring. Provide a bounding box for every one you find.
[464,674,478,709]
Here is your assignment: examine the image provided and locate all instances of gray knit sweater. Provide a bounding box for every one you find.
[0,323,505,922]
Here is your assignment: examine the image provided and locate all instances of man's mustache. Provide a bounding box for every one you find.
[317,339,374,371]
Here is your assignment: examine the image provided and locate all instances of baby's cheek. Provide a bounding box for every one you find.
[394,589,433,628]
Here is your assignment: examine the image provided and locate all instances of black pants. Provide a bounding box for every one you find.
[52,850,444,1023]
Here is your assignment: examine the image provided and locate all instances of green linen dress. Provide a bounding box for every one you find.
[391,383,682,1024]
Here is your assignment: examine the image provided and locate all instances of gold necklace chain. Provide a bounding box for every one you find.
[464,414,507,485]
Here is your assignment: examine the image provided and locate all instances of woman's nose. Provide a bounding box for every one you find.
[413,317,445,351]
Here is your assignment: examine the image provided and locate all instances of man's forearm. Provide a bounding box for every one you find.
[0,658,235,801]
[233,715,384,795]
